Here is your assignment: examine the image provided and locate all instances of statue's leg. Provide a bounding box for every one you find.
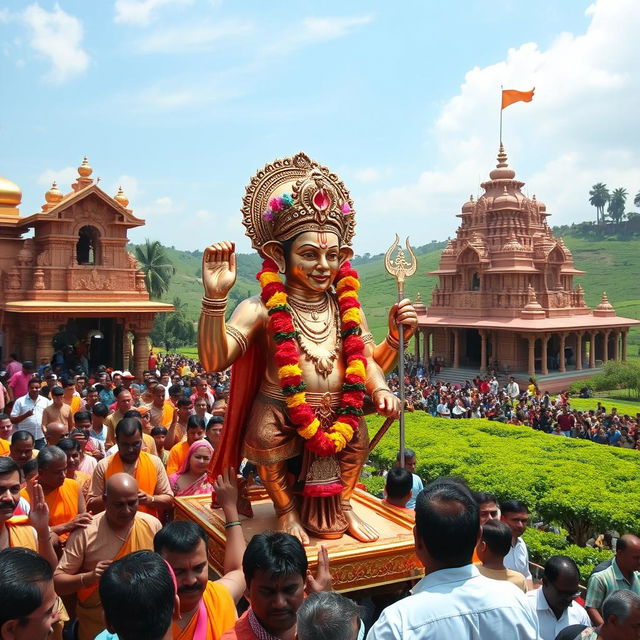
[339,418,379,542]
[257,462,309,546]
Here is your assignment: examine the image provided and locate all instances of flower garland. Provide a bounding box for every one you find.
[257,259,366,460]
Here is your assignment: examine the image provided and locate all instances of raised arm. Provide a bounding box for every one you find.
[373,298,418,375]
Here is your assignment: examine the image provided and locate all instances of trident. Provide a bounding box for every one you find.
[382,235,417,468]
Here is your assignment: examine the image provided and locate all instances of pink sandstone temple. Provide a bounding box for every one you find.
[414,145,639,387]
[0,158,172,377]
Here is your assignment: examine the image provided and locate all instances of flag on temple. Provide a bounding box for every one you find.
[501,88,535,110]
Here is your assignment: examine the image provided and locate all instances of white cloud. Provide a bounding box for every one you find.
[23,3,89,83]
[37,166,78,192]
[360,0,640,249]
[354,168,382,183]
[136,19,253,54]
[194,209,213,220]
[114,0,192,25]
[135,195,180,217]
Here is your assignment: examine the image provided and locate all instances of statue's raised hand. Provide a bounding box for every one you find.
[202,241,237,298]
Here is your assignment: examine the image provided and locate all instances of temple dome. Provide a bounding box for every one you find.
[461,195,475,214]
[78,157,92,177]
[45,181,63,205]
[489,144,516,180]
[493,185,519,210]
[502,232,524,252]
[114,186,129,208]
[0,176,22,206]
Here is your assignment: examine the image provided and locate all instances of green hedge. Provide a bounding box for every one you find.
[365,414,640,545]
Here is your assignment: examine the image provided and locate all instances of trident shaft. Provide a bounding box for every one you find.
[384,235,417,468]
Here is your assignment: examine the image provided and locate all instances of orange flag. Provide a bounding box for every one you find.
[501,88,535,110]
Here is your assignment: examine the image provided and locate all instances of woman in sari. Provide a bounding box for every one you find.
[169,439,215,497]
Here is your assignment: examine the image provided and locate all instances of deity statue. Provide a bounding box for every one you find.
[200,153,417,544]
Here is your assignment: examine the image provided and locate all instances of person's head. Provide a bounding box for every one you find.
[62,377,75,396]
[69,428,89,451]
[541,555,581,617]
[414,478,479,571]
[35,446,67,492]
[193,398,208,417]
[185,415,205,445]
[242,532,308,635]
[154,521,208,612]
[151,426,168,452]
[44,421,67,446]
[100,550,177,640]
[395,448,416,473]
[75,376,86,392]
[296,592,360,640]
[0,458,22,524]
[160,374,171,388]
[0,547,58,640]
[205,416,223,448]
[104,472,139,529]
[73,411,91,431]
[92,402,109,425]
[112,373,123,387]
[152,385,166,407]
[0,413,12,441]
[116,388,133,414]
[22,361,34,374]
[500,500,529,540]
[27,377,41,400]
[84,386,99,408]
[601,589,640,639]
[177,398,193,421]
[615,534,640,576]
[472,491,499,525]
[168,385,182,404]
[50,386,64,407]
[115,418,143,465]
[56,437,82,475]
[475,519,512,566]
[384,467,412,507]
[185,440,213,477]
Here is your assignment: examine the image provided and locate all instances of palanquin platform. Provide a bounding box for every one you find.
[174,488,423,594]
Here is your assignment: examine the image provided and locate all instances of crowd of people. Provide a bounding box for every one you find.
[0,351,639,640]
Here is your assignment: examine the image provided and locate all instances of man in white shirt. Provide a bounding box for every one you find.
[527,555,590,639]
[9,377,51,449]
[395,449,423,510]
[367,479,539,640]
[501,499,534,589]
[506,376,521,404]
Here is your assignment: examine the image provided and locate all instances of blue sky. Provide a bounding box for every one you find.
[1,0,639,254]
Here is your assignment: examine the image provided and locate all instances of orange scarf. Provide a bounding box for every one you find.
[22,478,79,543]
[166,441,190,476]
[6,516,37,551]
[106,451,158,516]
[0,438,9,456]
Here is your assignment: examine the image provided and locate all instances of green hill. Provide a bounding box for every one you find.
[131,230,640,352]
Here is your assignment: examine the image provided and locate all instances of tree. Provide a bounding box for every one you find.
[589,183,609,225]
[134,240,175,300]
[607,187,628,224]
[634,190,640,209]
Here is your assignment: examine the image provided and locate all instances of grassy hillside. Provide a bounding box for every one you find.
[131,231,640,351]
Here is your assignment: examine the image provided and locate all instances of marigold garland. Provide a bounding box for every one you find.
[257,258,367,460]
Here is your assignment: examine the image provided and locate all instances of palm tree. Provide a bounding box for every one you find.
[134,239,175,300]
[172,296,187,316]
[634,190,640,209]
[589,183,609,224]
[607,187,628,224]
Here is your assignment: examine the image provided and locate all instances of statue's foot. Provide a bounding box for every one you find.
[344,509,379,543]
[277,509,310,546]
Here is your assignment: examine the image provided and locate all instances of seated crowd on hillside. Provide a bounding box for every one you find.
[389,364,640,449]
[0,351,639,640]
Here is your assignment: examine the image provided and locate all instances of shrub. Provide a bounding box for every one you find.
[362,475,385,498]
[365,413,640,546]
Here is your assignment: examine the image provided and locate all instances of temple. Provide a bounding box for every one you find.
[414,145,639,388]
[0,158,173,376]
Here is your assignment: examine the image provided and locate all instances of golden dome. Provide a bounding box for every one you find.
[114,186,129,208]
[45,181,63,204]
[78,156,92,177]
[0,176,22,206]
[461,194,475,213]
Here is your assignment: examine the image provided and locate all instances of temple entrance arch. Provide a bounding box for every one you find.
[464,329,481,367]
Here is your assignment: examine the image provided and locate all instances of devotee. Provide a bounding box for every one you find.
[0,413,12,455]
[8,359,33,402]
[166,415,206,476]
[169,439,215,497]
[62,377,82,419]
[89,402,109,444]
[4,353,22,380]
[8,430,35,468]
[55,473,162,640]
[395,448,423,509]
[367,479,539,639]
[118,408,158,455]
[0,457,57,569]
[206,416,224,450]
[81,384,99,411]
[526,555,589,640]
[10,377,49,449]
[220,532,332,640]
[0,547,59,640]
[473,491,500,525]
[57,437,91,500]
[87,417,173,516]
[155,470,245,640]
[167,398,193,449]
[21,445,91,543]
[149,384,174,430]
[585,534,640,626]
[191,377,216,412]
[579,589,640,640]
[506,376,521,404]
[104,387,134,446]
[501,499,534,588]
[43,421,69,447]
[381,467,414,518]
[151,426,170,467]
[42,387,72,433]
[194,396,213,425]
[296,592,361,640]
[96,550,178,640]
[69,424,98,474]
[475,519,527,592]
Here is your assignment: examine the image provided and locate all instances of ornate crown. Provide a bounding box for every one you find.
[242,152,356,255]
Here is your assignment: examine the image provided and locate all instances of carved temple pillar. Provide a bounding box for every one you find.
[575,331,583,371]
[415,329,421,368]
[425,331,431,367]
[527,335,536,377]
[133,328,151,380]
[559,332,567,373]
[35,327,56,366]
[603,330,611,363]
[22,333,37,364]
[613,330,620,361]
[541,333,549,376]
[622,330,628,362]
[479,330,487,373]
[589,331,597,368]
[453,329,460,369]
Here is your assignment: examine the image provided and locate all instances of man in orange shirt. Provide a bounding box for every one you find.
[154,468,246,640]
[0,412,12,456]
[149,384,174,431]
[166,416,206,475]
[62,377,82,424]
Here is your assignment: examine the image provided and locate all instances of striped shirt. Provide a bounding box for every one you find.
[585,558,640,610]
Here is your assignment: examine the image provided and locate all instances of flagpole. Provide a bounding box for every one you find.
[499,84,503,145]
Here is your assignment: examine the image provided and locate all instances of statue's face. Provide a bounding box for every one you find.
[284,231,341,292]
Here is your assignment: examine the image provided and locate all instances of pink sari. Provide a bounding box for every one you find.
[169,440,215,497]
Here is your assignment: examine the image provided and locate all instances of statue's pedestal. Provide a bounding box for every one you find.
[174,488,423,593]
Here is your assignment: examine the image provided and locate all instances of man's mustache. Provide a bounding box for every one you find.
[178,584,204,595]
[0,501,15,510]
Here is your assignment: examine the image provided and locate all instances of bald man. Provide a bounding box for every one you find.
[54,472,162,640]
[44,421,69,447]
